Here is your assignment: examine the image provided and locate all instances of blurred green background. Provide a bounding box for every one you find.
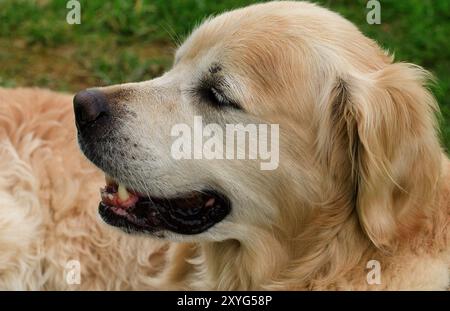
[0,0,449,150]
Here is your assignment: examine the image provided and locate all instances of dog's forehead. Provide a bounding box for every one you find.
[174,14,242,65]
[175,4,299,66]
[173,9,304,101]
[172,7,314,107]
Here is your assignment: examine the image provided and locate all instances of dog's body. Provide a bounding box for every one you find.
[0,1,449,290]
[0,88,170,289]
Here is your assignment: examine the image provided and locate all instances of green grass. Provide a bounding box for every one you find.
[0,0,448,150]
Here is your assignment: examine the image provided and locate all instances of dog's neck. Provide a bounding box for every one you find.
[198,230,290,289]
[167,200,372,290]
[188,213,370,290]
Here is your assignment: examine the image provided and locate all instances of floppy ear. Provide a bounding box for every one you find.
[318,63,442,249]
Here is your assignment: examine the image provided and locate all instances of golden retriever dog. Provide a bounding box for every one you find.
[0,1,449,290]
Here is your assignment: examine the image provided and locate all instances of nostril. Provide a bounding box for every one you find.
[73,89,110,129]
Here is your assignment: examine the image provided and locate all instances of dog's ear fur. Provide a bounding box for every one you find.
[318,63,442,249]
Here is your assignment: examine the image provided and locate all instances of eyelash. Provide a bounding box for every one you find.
[198,84,241,111]
[208,87,229,106]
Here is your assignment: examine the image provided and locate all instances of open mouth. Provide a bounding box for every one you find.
[98,175,232,235]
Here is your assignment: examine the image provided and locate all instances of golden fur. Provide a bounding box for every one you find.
[0,1,449,290]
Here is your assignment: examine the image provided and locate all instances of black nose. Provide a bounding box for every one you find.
[73,89,109,130]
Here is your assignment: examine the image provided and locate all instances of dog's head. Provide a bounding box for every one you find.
[74,2,441,248]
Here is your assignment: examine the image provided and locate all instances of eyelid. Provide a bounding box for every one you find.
[209,86,242,110]
[193,75,242,110]
[210,86,228,104]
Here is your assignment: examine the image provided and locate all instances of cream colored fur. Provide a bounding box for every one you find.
[0,89,168,289]
[0,1,449,290]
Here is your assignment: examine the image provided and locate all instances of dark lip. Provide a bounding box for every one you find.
[98,190,232,235]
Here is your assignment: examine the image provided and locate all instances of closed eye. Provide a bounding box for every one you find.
[200,85,242,110]
[209,87,229,106]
